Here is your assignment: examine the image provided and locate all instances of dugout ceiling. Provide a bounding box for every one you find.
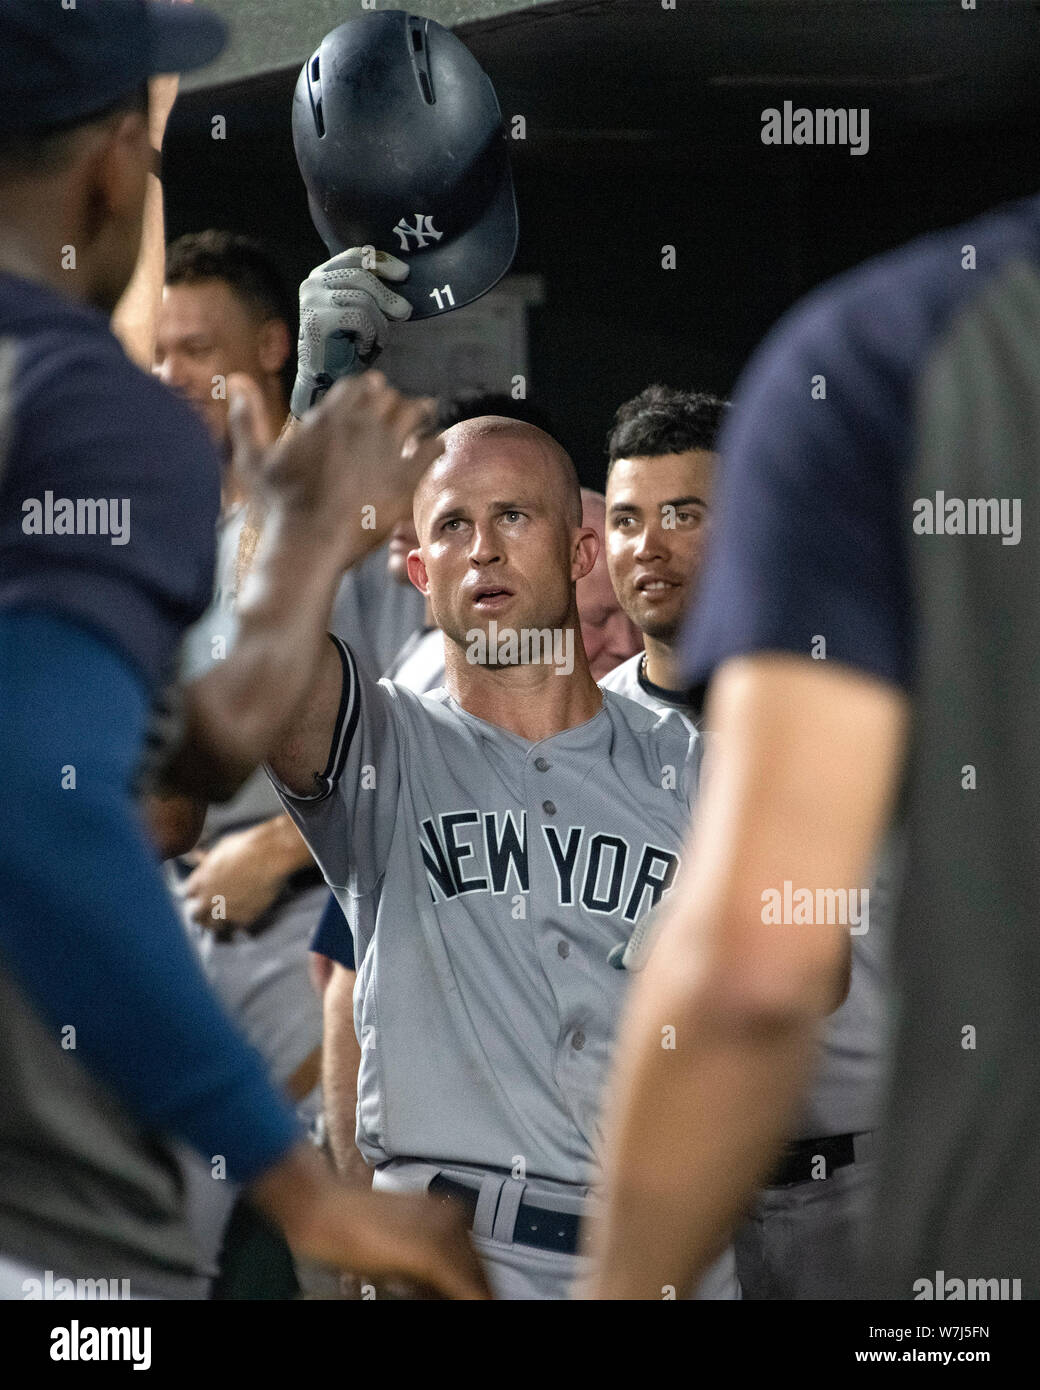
[169,0,1040,480]
[184,0,1040,131]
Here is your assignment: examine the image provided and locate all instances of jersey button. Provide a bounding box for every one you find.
[571,1029,586,1051]
[534,757,551,771]
[542,800,556,815]
[557,939,570,959]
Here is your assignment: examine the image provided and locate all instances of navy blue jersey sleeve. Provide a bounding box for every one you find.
[0,308,220,693]
[679,260,915,693]
[0,610,298,1181]
[311,891,356,971]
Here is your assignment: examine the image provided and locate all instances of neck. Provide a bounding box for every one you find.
[261,380,290,444]
[424,597,436,626]
[0,218,93,308]
[444,622,602,741]
[642,634,682,692]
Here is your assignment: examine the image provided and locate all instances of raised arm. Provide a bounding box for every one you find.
[156,372,439,801]
[111,70,179,369]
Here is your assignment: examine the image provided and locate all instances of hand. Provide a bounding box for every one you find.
[230,371,442,560]
[292,248,413,417]
[177,824,291,930]
[309,1188,490,1301]
[252,1144,491,1300]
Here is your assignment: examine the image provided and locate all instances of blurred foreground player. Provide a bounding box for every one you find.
[0,0,484,1300]
[587,194,1040,1299]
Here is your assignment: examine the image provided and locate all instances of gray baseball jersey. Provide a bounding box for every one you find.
[384,624,445,695]
[271,637,701,1184]
[600,652,696,729]
[601,650,888,1139]
[180,522,426,843]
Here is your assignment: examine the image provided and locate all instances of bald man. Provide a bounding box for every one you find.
[577,490,643,681]
[248,416,738,1300]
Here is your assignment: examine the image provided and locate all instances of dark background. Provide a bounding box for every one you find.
[166,0,1040,483]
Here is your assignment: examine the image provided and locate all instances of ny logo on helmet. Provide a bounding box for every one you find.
[393,214,444,251]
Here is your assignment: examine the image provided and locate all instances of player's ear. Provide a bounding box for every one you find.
[406,547,430,595]
[257,318,292,376]
[572,526,599,583]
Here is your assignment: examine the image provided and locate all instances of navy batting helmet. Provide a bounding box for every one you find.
[292,11,518,320]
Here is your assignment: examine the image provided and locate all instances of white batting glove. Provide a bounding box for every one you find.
[291,248,413,418]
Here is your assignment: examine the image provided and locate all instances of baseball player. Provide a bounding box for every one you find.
[599,384,891,1298]
[577,488,643,681]
[251,413,738,1300]
[583,190,1040,1302]
[0,0,485,1302]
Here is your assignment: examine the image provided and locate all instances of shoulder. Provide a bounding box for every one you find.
[735,194,1040,440]
[602,687,698,753]
[3,281,214,478]
[598,652,642,697]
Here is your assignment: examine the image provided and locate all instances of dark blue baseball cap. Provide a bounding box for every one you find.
[0,0,228,135]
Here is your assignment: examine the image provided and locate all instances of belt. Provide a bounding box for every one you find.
[429,1174,593,1257]
[766,1130,874,1188]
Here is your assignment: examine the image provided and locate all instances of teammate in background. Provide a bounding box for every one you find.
[156,230,294,486]
[577,488,643,681]
[246,411,738,1300]
[599,387,724,720]
[0,0,485,1301]
[582,194,1040,1303]
[600,384,887,1298]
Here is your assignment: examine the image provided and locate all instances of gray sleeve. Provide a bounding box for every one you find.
[268,636,402,895]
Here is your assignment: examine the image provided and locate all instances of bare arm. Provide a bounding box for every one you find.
[176,811,319,928]
[585,653,908,1299]
[143,791,207,860]
[248,1140,489,1299]
[111,73,179,369]
[155,374,439,802]
[323,963,371,1187]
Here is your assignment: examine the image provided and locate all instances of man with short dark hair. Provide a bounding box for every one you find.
[158,230,295,458]
[598,383,888,1299]
[601,385,727,712]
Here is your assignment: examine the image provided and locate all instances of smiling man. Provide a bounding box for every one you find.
[599,385,888,1299]
[600,386,725,720]
[246,414,738,1300]
[155,231,293,469]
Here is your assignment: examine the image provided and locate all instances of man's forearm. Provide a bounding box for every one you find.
[161,507,348,800]
[112,75,178,369]
[585,921,821,1298]
[248,811,316,877]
